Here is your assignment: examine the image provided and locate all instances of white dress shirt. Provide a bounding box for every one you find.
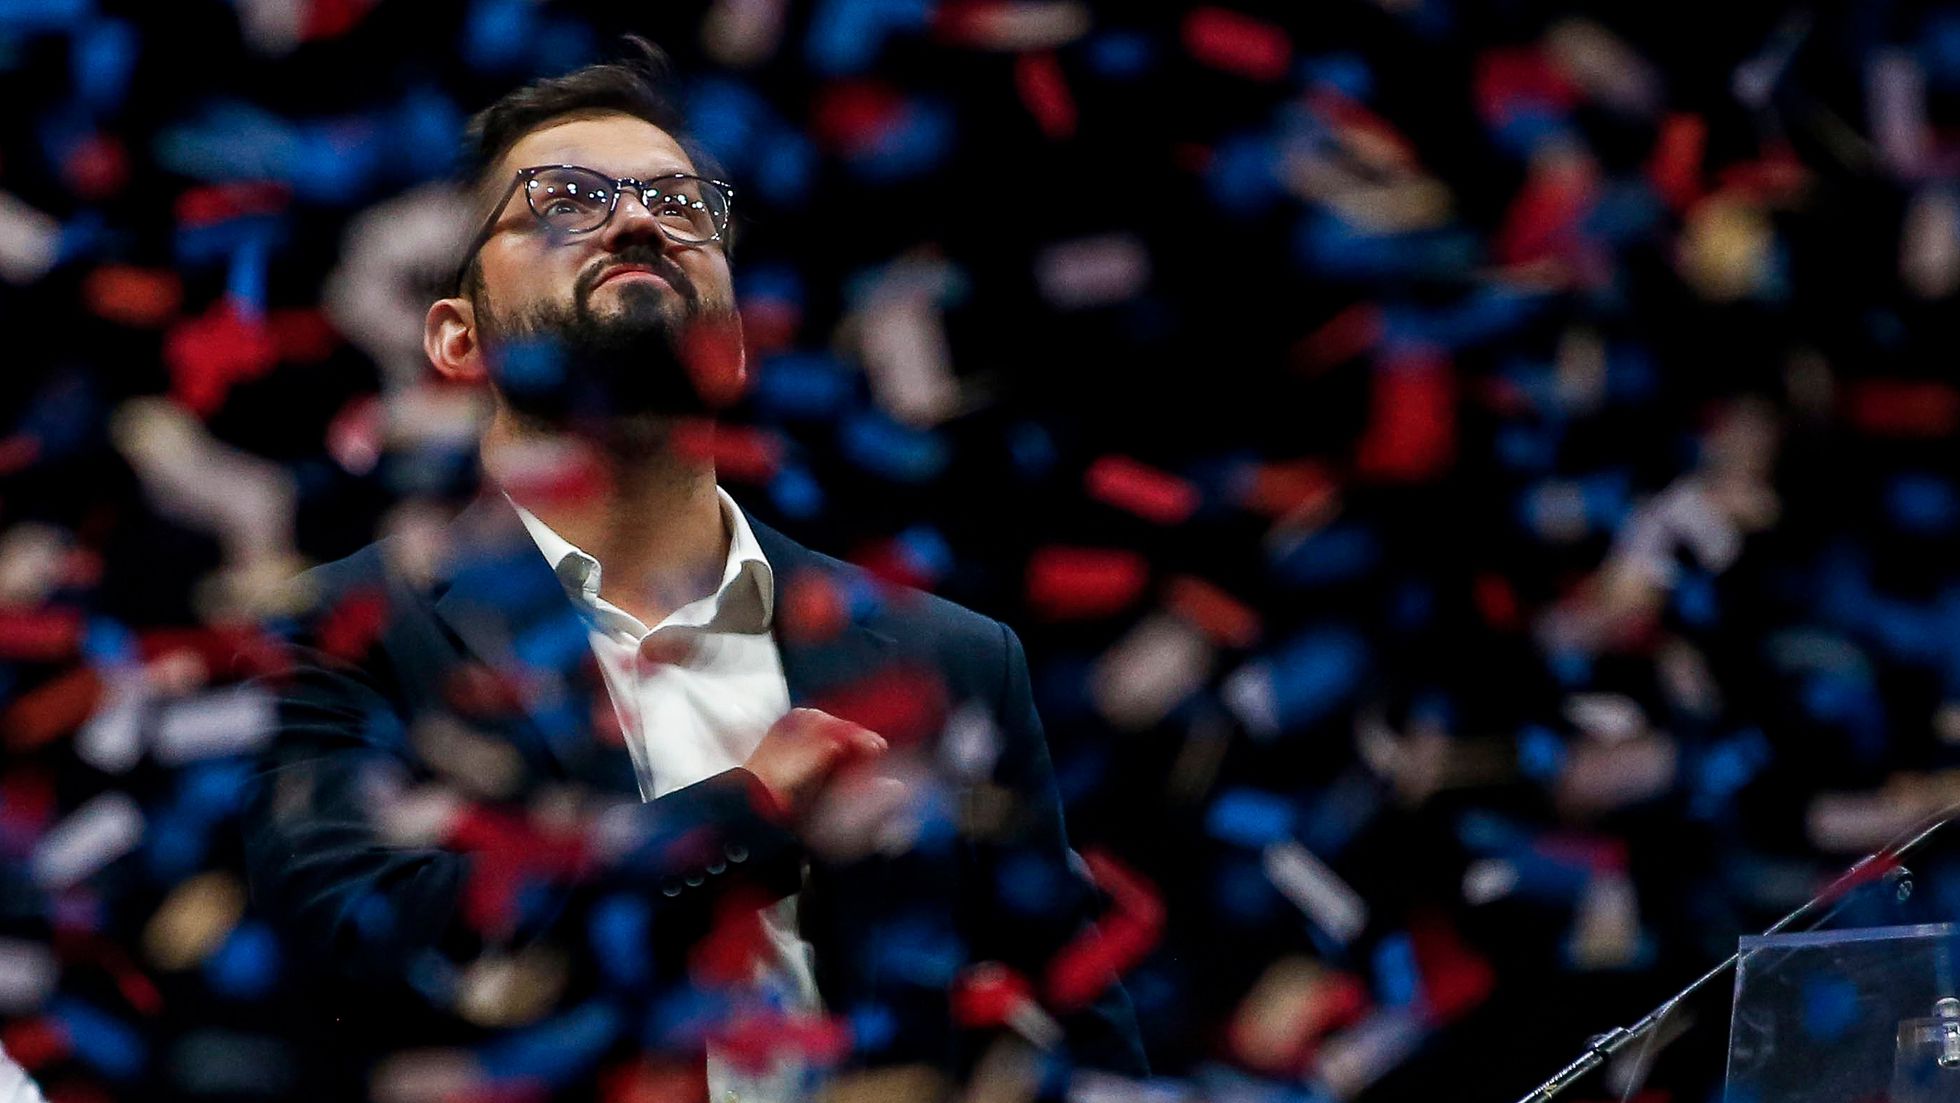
[508,487,819,1102]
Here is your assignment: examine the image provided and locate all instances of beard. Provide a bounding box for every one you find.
[475,263,724,431]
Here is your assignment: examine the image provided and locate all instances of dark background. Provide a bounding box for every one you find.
[6,0,1960,1099]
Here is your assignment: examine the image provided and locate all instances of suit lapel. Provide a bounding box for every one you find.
[746,510,914,1020]
[429,494,637,797]
[746,511,898,708]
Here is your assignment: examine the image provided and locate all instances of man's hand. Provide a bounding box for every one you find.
[743,707,888,822]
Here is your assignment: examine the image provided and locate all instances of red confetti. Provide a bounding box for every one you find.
[2,666,103,750]
[303,0,376,40]
[0,1017,68,1069]
[497,441,614,509]
[739,299,801,356]
[267,307,341,363]
[931,1,999,43]
[0,609,83,662]
[1084,455,1200,525]
[64,133,129,200]
[1472,573,1521,631]
[1181,8,1292,82]
[601,1056,708,1103]
[1291,304,1383,374]
[441,661,533,721]
[137,623,289,680]
[950,962,1034,1028]
[0,770,56,847]
[1493,156,1599,268]
[812,82,906,157]
[1843,379,1960,438]
[669,420,778,482]
[83,265,183,327]
[778,569,849,644]
[1045,850,1164,1011]
[1648,113,1707,213]
[315,588,389,661]
[1354,351,1457,483]
[811,663,949,747]
[1714,145,1810,203]
[689,888,774,987]
[1164,575,1261,647]
[710,1011,852,1074]
[163,299,278,418]
[174,182,290,227]
[1026,546,1149,621]
[1015,52,1076,140]
[850,538,936,592]
[1473,47,1580,126]
[1537,834,1628,872]
[448,805,592,939]
[51,931,165,1017]
[1236,460,1339,519]
[681,316,750,408]
[1409,914,1495,1024]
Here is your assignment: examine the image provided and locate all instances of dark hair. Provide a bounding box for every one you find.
[455,36,700,298]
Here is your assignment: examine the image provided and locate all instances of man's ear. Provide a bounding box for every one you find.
[424,296,488,383]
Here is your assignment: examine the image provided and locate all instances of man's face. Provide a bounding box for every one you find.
[466,113,739,421]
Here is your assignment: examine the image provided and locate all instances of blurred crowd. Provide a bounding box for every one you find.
[6,0,1960,1100]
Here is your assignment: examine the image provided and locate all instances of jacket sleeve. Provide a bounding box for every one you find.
[977,621,1150,1076]
[241,615,805,1010]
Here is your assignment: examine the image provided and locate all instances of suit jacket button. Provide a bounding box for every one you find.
[660,880,682,897]
[725,844,748,864]
[707,860,726,875]
[685,873,705,887]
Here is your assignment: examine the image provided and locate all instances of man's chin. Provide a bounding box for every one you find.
[584,280,682,326]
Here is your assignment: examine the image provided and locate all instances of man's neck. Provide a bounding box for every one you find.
[484,407,729,627]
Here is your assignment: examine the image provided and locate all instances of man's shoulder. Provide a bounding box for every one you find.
[749,512,1012,667]
[278,536,430,628]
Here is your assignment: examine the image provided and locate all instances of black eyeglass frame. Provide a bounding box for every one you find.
[452,164,736,292]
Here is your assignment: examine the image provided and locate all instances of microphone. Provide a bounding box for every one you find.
[1511,801,1960,1103]
[1936,997,1960,1069]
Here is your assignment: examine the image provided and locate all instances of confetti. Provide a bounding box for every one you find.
[1181,8,1291,82]
[32,792,144,891]
[1025,546,1148,621]
[1091,615,1212,730]
[1083,456,1199,526]
[1263,841,1368,946]
[5,8,1960,1102]
[1033,234,1150,310]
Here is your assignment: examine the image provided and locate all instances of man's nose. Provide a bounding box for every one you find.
[597,188,670,251]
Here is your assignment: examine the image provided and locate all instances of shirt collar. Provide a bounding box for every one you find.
[505,486,775,640]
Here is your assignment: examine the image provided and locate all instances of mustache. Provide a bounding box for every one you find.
[575,247,699,307]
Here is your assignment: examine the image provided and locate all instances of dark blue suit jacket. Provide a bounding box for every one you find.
[242,494,1146,1095]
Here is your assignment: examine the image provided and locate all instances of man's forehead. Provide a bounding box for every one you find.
[500,114,697,177]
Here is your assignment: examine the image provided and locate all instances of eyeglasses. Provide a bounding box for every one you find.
[454,164,735,291]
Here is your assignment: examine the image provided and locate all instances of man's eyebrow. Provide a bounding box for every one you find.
[522,159,699,178]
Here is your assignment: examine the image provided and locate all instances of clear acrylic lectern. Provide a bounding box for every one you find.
[1726,922,1960,1103]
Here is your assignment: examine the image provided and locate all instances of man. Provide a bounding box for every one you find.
[243,38,1146,1101]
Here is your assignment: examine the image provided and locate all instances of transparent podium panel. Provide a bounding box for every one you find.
[1726,923,1960,1103]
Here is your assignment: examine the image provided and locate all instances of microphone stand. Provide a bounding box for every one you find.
[1511,803,1960,1103]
